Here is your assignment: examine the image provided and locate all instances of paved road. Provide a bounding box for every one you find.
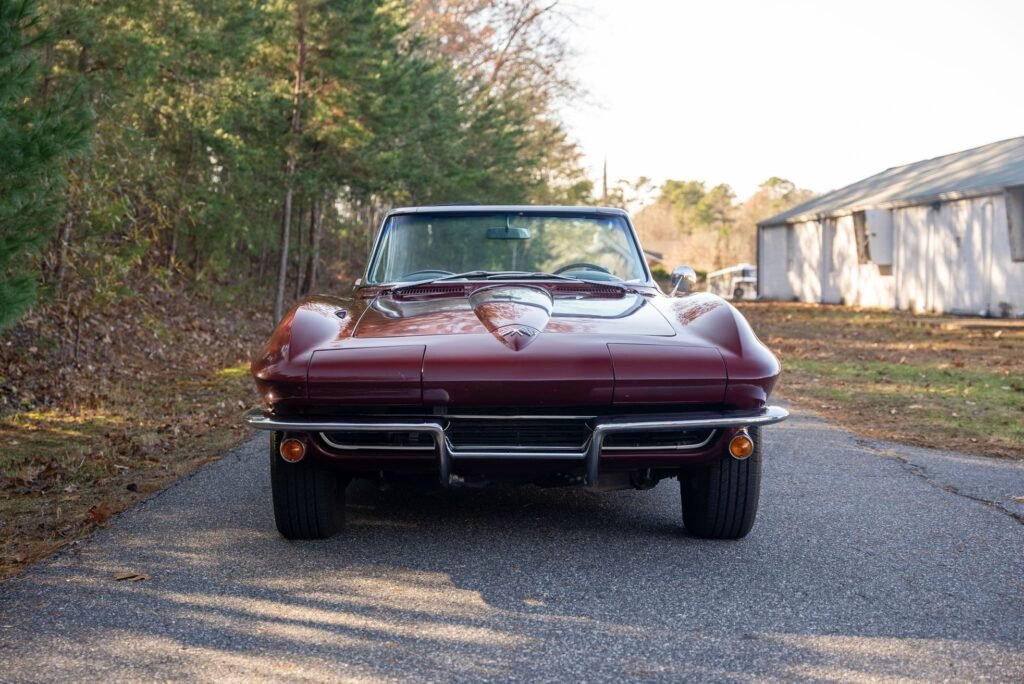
[1,409,1023,682]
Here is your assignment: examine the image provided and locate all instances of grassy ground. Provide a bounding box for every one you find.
[738,302,1024,459]
[0,291,268,581]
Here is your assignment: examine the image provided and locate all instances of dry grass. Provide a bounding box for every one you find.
[0,290,269,581]
[738,302,1024,459]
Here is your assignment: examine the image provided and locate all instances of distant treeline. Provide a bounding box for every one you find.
[0,0,591,328]
[627,177,816,273]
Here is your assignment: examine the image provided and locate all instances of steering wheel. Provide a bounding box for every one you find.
[400,269,454,279]
[554,262,612,275]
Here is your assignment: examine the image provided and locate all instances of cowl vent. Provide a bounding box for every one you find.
[393,285,470,298]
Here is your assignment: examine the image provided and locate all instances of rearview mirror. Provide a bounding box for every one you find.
[486,226,530,240]
[670,265,697,295]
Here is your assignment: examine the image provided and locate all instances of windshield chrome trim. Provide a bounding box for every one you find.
[362,209,656,289]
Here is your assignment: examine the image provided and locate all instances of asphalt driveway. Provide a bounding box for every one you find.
[1,408,1022,682]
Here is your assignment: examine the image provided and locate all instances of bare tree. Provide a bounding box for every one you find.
[275,0,307,322]
[302,200,323,294]
[411,0,579,103]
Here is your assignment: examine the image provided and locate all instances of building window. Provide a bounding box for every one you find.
[853,211,871,263]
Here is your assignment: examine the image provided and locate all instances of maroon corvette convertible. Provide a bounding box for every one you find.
[245,206,786,540]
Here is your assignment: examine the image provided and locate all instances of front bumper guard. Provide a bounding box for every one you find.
[244,406,789,487]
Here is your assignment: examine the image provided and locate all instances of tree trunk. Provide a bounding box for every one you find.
[294,202,305,300]
[274,1,307,322]
[258,238,268,283]
[301,198,321,292]
[364,202,376,253]
[302,200,322,294]
[55,217,73,287]
[274,190,294,320]
[168,222,178,270]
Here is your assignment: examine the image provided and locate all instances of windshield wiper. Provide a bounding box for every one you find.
[484,271,579,281]
[389,270,627,293]
[388,270,495,291]
[495,272,630,290]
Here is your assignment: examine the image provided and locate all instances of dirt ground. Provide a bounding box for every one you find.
[738,302,1024,460]
[0,290,269,581]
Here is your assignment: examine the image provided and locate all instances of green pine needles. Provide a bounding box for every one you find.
[0,0,88,330]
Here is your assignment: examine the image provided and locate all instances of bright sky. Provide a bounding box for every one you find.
[562,0,1024,201]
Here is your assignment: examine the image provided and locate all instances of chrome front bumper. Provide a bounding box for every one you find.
[244,406,789,486]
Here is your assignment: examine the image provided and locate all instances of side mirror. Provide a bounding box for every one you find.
[670,265,697,295]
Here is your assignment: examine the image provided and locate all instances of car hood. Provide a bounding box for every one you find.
[354,284,676,349]
[253,289,780,412]
[303,285,720,407]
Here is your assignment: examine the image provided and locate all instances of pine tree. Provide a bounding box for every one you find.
[0,0,88,330]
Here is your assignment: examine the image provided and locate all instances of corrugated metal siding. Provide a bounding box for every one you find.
[755,138,1024,315]
[893,195,1022,316]
[839,213,894,307]
[759,216,894,308]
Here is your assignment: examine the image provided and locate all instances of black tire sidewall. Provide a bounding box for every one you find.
[680,426,762,539]
[269,432,343,539]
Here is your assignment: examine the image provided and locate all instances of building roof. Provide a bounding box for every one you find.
[759,136,1024,227]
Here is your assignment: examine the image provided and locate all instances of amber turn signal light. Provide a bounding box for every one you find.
[279,438,306,463]
[728,432,754,460]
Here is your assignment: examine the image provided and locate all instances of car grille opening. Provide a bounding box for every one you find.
[318,420,716,454]
[602,428,715,451]
[445,418,590,452]
[321,430,436,451]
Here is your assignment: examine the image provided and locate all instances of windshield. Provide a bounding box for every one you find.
[366,213,648,284]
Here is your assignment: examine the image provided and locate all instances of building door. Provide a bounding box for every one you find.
[820,219,841,303]
[930,199,993,315]
[927,204,955,313]
[950,200,993,315]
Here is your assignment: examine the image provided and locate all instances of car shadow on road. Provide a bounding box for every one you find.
[343,476,686,538]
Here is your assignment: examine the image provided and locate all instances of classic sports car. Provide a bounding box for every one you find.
[245,206,786,540]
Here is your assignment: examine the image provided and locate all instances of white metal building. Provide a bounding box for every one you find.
[757,137,1024,316]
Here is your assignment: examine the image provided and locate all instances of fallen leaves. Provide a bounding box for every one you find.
[1,288,267,581]
[86,503,116,525]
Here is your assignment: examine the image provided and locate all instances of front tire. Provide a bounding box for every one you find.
[270,432,345,539]
[680,427,762,539]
